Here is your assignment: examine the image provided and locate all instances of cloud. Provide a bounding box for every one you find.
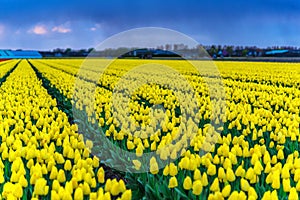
[29,25,48,35]
[90,23,101,31]
[52,25,71,33]
[1,0,300,49]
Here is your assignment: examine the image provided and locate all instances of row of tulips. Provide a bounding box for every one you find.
[0,60,132,199]
[21,59,300,199]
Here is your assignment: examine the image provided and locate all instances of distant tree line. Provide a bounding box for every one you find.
[38,44,300,58]
[202,45,300,58]
[39,48,94,57]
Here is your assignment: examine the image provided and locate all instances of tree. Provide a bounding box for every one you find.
[53,48,64,53]
[242,49,248,57]
[64,48,72,56]
[226,46,233,57]
[88,48,95,53]
[208,45,217,56]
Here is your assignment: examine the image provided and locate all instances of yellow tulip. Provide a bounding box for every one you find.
[13,183,23,198]
[248,187,258,199]
[64,160,72,171]
[213,155,220,164]
[218,167,226,180]
[57,169,66,183]
[52,180,60,192]
[150,141,156,151]
[253,161,263,175]
[179,156,190,169]
[245,168,255,180]
[183,176,192,190]
[192,180,202,195]
[85,140,93,149]
[84,173,92,185]
[0,172,4,184]
[149,157,159,175]
[296,181,300,192]
[89,192,97,200]
[163,165,169,176]
[223,158,232,170]
[283,178,291,192]
[19,175,28,187]
[271,170,280,189]
[132,160,141,170]
[136,144,144,157]
[201,172,208,186]
[277,149,284,160]
[222,184,231,197]
[289,187,298,200]
[207,164,216,176]
[210,178,219,192]
[235,165,245,177]
[83,182,91,195]
[51,190,60,200]
[10,172,20,183]
[34,178,49,195]
[271,190,278,200]
[193,169,201,180]
[228,191,239,200]
[62,191,73,200]
[169,163,178,176]
[97,167,105,183]
[168,176,178,188]
[241,178,250,192]
[264,162,272,173]
[121,190,132,200]
[127,141,135,150]
[263,152,271,164]
[118,180,126,193]
[226,168,236,182]
[159,149,169,160]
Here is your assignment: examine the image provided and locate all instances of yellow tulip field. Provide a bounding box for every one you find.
[0,58,300,200]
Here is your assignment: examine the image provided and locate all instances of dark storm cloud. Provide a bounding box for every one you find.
[0,0,299,49]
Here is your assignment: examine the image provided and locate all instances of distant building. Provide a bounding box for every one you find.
[0,50,42,59]
[264,49,289,56]
[118,49,181,59]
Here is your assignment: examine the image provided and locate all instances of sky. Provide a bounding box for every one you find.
[0,0,299,50]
